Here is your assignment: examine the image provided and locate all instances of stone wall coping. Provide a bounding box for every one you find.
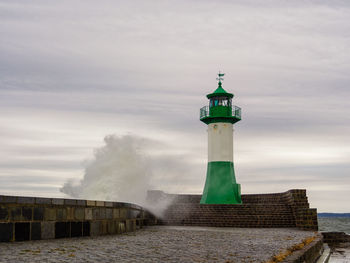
[0,195,143,210]
[282,234,323,263]
[148,189,307,198]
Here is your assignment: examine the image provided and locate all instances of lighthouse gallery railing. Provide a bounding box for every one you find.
[200,106,241,119]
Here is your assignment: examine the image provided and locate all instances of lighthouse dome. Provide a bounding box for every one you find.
[206,82,234,99]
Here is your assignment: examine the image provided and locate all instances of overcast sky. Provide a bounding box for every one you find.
[0,0,349,212]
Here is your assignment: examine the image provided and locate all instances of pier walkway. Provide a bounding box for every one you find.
[0,226,318,263]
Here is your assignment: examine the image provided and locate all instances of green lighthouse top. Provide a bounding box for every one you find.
[207,73,234,99]
[199,72,241,125]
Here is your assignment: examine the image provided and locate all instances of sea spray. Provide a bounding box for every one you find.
[60,134,187,218]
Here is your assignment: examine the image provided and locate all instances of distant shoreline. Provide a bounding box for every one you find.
[318,213,350,218]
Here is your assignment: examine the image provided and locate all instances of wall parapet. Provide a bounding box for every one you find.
[147,189,318,231]
[0,195,143,210]
[322,232,350,244]
[0,195,152,242]
[283,190,318,230]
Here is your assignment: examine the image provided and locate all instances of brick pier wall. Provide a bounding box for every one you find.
[148,189,318,230]
[0,195,152,242]
[322,232,350,243]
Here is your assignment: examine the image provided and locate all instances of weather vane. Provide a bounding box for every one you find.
[216,71,225,84]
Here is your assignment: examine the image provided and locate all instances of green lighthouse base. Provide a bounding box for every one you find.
[200,161,242,204]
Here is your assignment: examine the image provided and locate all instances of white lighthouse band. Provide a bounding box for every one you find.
[208,122,234,162]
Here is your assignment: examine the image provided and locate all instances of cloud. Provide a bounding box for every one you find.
[0,0,349,212]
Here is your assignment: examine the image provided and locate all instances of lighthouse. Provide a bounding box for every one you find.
[199,73,242,204]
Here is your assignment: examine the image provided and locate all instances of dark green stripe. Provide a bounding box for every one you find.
[200,161,242,204]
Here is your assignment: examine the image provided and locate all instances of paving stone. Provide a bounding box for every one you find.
[125,220,130,232]
[104,202,113,207]
[85,208,93,220]
[76,200,86,206]
[22,207,33,221]
[64,199,77,206]
[41,222,55,239]
[96,201,104,207]
[114,220,120,233]
[120,209,127,219]
[55,222,70,238]
[1,196,17,203]
[44,208,56,221]
[123,203,132,208]
[17,197,35,204]
[118,221,126,233]
[86,200,96,206]
[66,207,74,220]
[127,209,139,219]
[125,220,136,232]
[92,208,99,220]
[71,222,82,237]
[52,198,64,205]
[33,207,44,221]
[113,202,123,208]
[0,226,319,263]
[90,221,100,236]
[107,221,116,234]
[98,208,106,220]
[113,208,119,219]
[0,207,8,220]
[10,207,21,221]
[35,198,51,205]
[131,220,136,231]
[56,208,67,220]
[83,222,90,236]
[100,221,107,235]
[106,208,113,219]
[0,223,13,242]
[74,208,84,220]
[31,222,41,240]
[15,222,30,241]
[136,219,142,229]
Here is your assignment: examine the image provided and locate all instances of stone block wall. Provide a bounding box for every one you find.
[148,189,318,230]
[283,190,318,230]
[0,195,151,242]
[322,232,350,243]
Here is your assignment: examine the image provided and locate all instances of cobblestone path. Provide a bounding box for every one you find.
[0,226,317,263]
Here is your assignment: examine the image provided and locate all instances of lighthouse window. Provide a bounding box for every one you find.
[210,97,231,107]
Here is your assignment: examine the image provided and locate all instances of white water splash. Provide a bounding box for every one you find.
[61,134,152,205]
[60,134,194,217]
